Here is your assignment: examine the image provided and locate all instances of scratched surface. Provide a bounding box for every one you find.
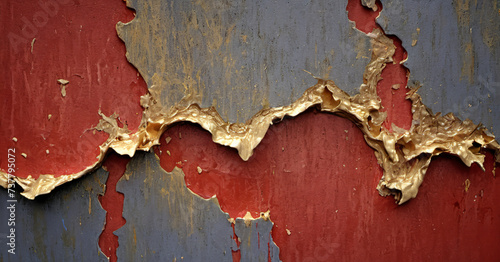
[118,0,370,123]
[0,167,108,261]
[378,0,500,135]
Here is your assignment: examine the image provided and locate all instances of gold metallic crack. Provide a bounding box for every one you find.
[1,29,499,203]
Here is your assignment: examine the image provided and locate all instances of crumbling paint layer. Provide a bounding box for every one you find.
[116,0,371,123]
[157,111,500,261]
[1,0,499,206]
[0,0,146,197]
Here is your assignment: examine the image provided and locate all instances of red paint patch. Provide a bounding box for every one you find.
[346,0,382,34]
[347,0,412,131]
[98,152,130,262]
[156,111,500,261]
[0,0,147,179]
[378,35,412,131]
[231,250,241,262]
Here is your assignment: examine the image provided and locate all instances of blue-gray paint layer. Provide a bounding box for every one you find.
[378,0,500,135]
[235,216,281,262]
[118,0,370,123]
[116,151,281,262]
[115,151,236,261]
[0,168,108,262]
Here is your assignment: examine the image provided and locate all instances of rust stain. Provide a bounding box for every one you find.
[453,0,476,83]
[479,1,499,50]
[411,27,420,47]
[461,42,475,83]
[133,226,137,247]
[89,192,92,214]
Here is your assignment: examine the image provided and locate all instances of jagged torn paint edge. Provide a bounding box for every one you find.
[1,20,499,205]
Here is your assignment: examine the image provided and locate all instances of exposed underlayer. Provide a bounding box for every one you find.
[1,27,498,204]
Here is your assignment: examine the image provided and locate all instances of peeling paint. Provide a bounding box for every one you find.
[1,0,499,261]
[1,0,499,206]
[115,152,240,261]
[57,79,69,98]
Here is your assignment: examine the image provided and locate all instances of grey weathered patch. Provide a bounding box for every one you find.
[0,168,108,261]
[115,151,237,261]
[118,0,370,123]
[378,0,500,135]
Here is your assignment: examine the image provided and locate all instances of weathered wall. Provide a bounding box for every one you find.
[1,0,499,261]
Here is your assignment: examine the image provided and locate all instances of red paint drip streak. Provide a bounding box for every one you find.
[98,153,130,262]
[97,3,144,262]
[347,0,412,130]
[231,223,242,262]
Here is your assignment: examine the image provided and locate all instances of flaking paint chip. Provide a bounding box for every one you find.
[243,212,253,227]
[165,136,171,144]
[166,150,171,156]
[31,38,36,53]
[464,179,471,192]
[12,137,17,142]
[46,150,49,154]
[58,79,69,97]
[286,229,291,235]
[48,114,52,120]
[21,153,27,158]
[197,166,202,174]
